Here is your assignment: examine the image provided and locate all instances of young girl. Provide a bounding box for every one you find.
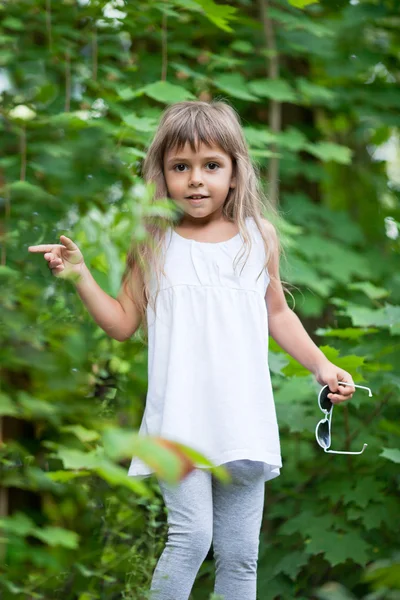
[29,100,356,600]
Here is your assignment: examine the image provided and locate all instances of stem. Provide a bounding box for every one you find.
[0,168,9,266]
[161,10,168,81]
[258,0,281,209]
[65,49,71,112]
[0,413,8,564]
[20,126,27,181]
[46,0,52,52]
[92,28,98,81]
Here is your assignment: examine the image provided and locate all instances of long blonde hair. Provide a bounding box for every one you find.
[121,99,287,342]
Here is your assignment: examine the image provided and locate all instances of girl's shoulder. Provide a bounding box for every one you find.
[258,216,276,234]
[249,217,280,273]
[250,216,278,246]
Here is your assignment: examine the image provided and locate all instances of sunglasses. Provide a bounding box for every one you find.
[315,381,372,455]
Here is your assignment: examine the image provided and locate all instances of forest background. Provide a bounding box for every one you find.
[1,0,399,598]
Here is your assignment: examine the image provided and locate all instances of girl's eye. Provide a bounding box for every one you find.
[173,162,220,172]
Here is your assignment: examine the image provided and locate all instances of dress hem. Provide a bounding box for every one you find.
[128,449,282,483]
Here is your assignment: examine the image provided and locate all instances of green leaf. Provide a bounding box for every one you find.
[0,51,14,66]
[316,582,357,600]
[347,502,394,531]
[315,327,379,339]
[341,303,400,335]
[296,78,337,105]
[9,181,63,208]
[50,445,152,496]
[214,73,260,102]
[292,235,371,284]
[17,392,60,423]
[274,378,316,431]
[117,86,140,101]
[95,460,153,495]
[244,126,277,148]
[102,235,123,297]
[273,551,309,580]
[2,581,26,595]
[268,6,332,37]
[33,83,59,108]
[141,81,195,104]
[46,471,92,482]
[52,447,104,470]
[250,149,282,159]
[364,556,400,589]
[380,447,400,464]
[280,510,337,538]
[281,254,335,296]
[60,425,100,442]
[0,512,35,536]
[288,0,319,8]
[0,392,18,417]
[2,16,24,30]
[277,402,315,432]
[268,350,289,375]
[341,476,386,509]
[34,526,79,549]
[248,79,298,103]
[279,357,311,378]
[294,291,325,317]
[347,282,390,300]
[75,562,103,578]
[102,427,229,483]
[304,141,353,164]
[379,420,400,436]
[169,441,231,482]
[230,40,253,54]
[319,476,385,509]
[192,0,238,32]
[123,113,158,132]
[44,112,92,130]
[305,529,371,567]
[277,127,308,151]
[170,62,209,82]
[316,346,366,374]
[0,265,20,280]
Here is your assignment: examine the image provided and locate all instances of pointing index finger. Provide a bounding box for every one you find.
[28,244,66,253]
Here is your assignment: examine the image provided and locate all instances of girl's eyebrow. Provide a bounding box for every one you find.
[166,154,226,165]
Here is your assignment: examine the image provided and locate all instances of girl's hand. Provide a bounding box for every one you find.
[28,235,85,280]
[314,361,356,405]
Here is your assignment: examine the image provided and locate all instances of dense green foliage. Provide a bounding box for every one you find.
[1,0,399,598]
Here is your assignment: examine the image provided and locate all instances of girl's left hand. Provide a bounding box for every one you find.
[314,361,356,404]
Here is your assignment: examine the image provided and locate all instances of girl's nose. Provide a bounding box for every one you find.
[188,168,203,185]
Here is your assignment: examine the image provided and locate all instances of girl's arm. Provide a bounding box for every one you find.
[28,236,141,342]
[262,220,355,403]
[75,264,141,342]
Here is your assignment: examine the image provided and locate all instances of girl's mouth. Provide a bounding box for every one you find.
[186,196,209,204]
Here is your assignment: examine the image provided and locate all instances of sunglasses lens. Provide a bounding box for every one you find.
[319,386,333,412]
[317,420,330,449]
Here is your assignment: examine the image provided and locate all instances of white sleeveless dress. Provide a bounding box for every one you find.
[128,216,282,482]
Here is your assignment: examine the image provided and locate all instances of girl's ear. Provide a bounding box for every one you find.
[230,158,237,188]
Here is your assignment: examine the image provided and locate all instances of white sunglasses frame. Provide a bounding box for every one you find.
[315,381,372,455]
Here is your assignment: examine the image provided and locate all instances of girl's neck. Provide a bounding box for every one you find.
[174,218,239,243]
[178,212,232,230]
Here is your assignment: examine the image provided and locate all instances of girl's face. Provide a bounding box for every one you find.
[163,141,236,222]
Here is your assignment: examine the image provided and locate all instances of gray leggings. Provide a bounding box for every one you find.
[149,459,266,600]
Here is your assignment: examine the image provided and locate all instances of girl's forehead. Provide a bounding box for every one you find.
[164,140,229,159]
